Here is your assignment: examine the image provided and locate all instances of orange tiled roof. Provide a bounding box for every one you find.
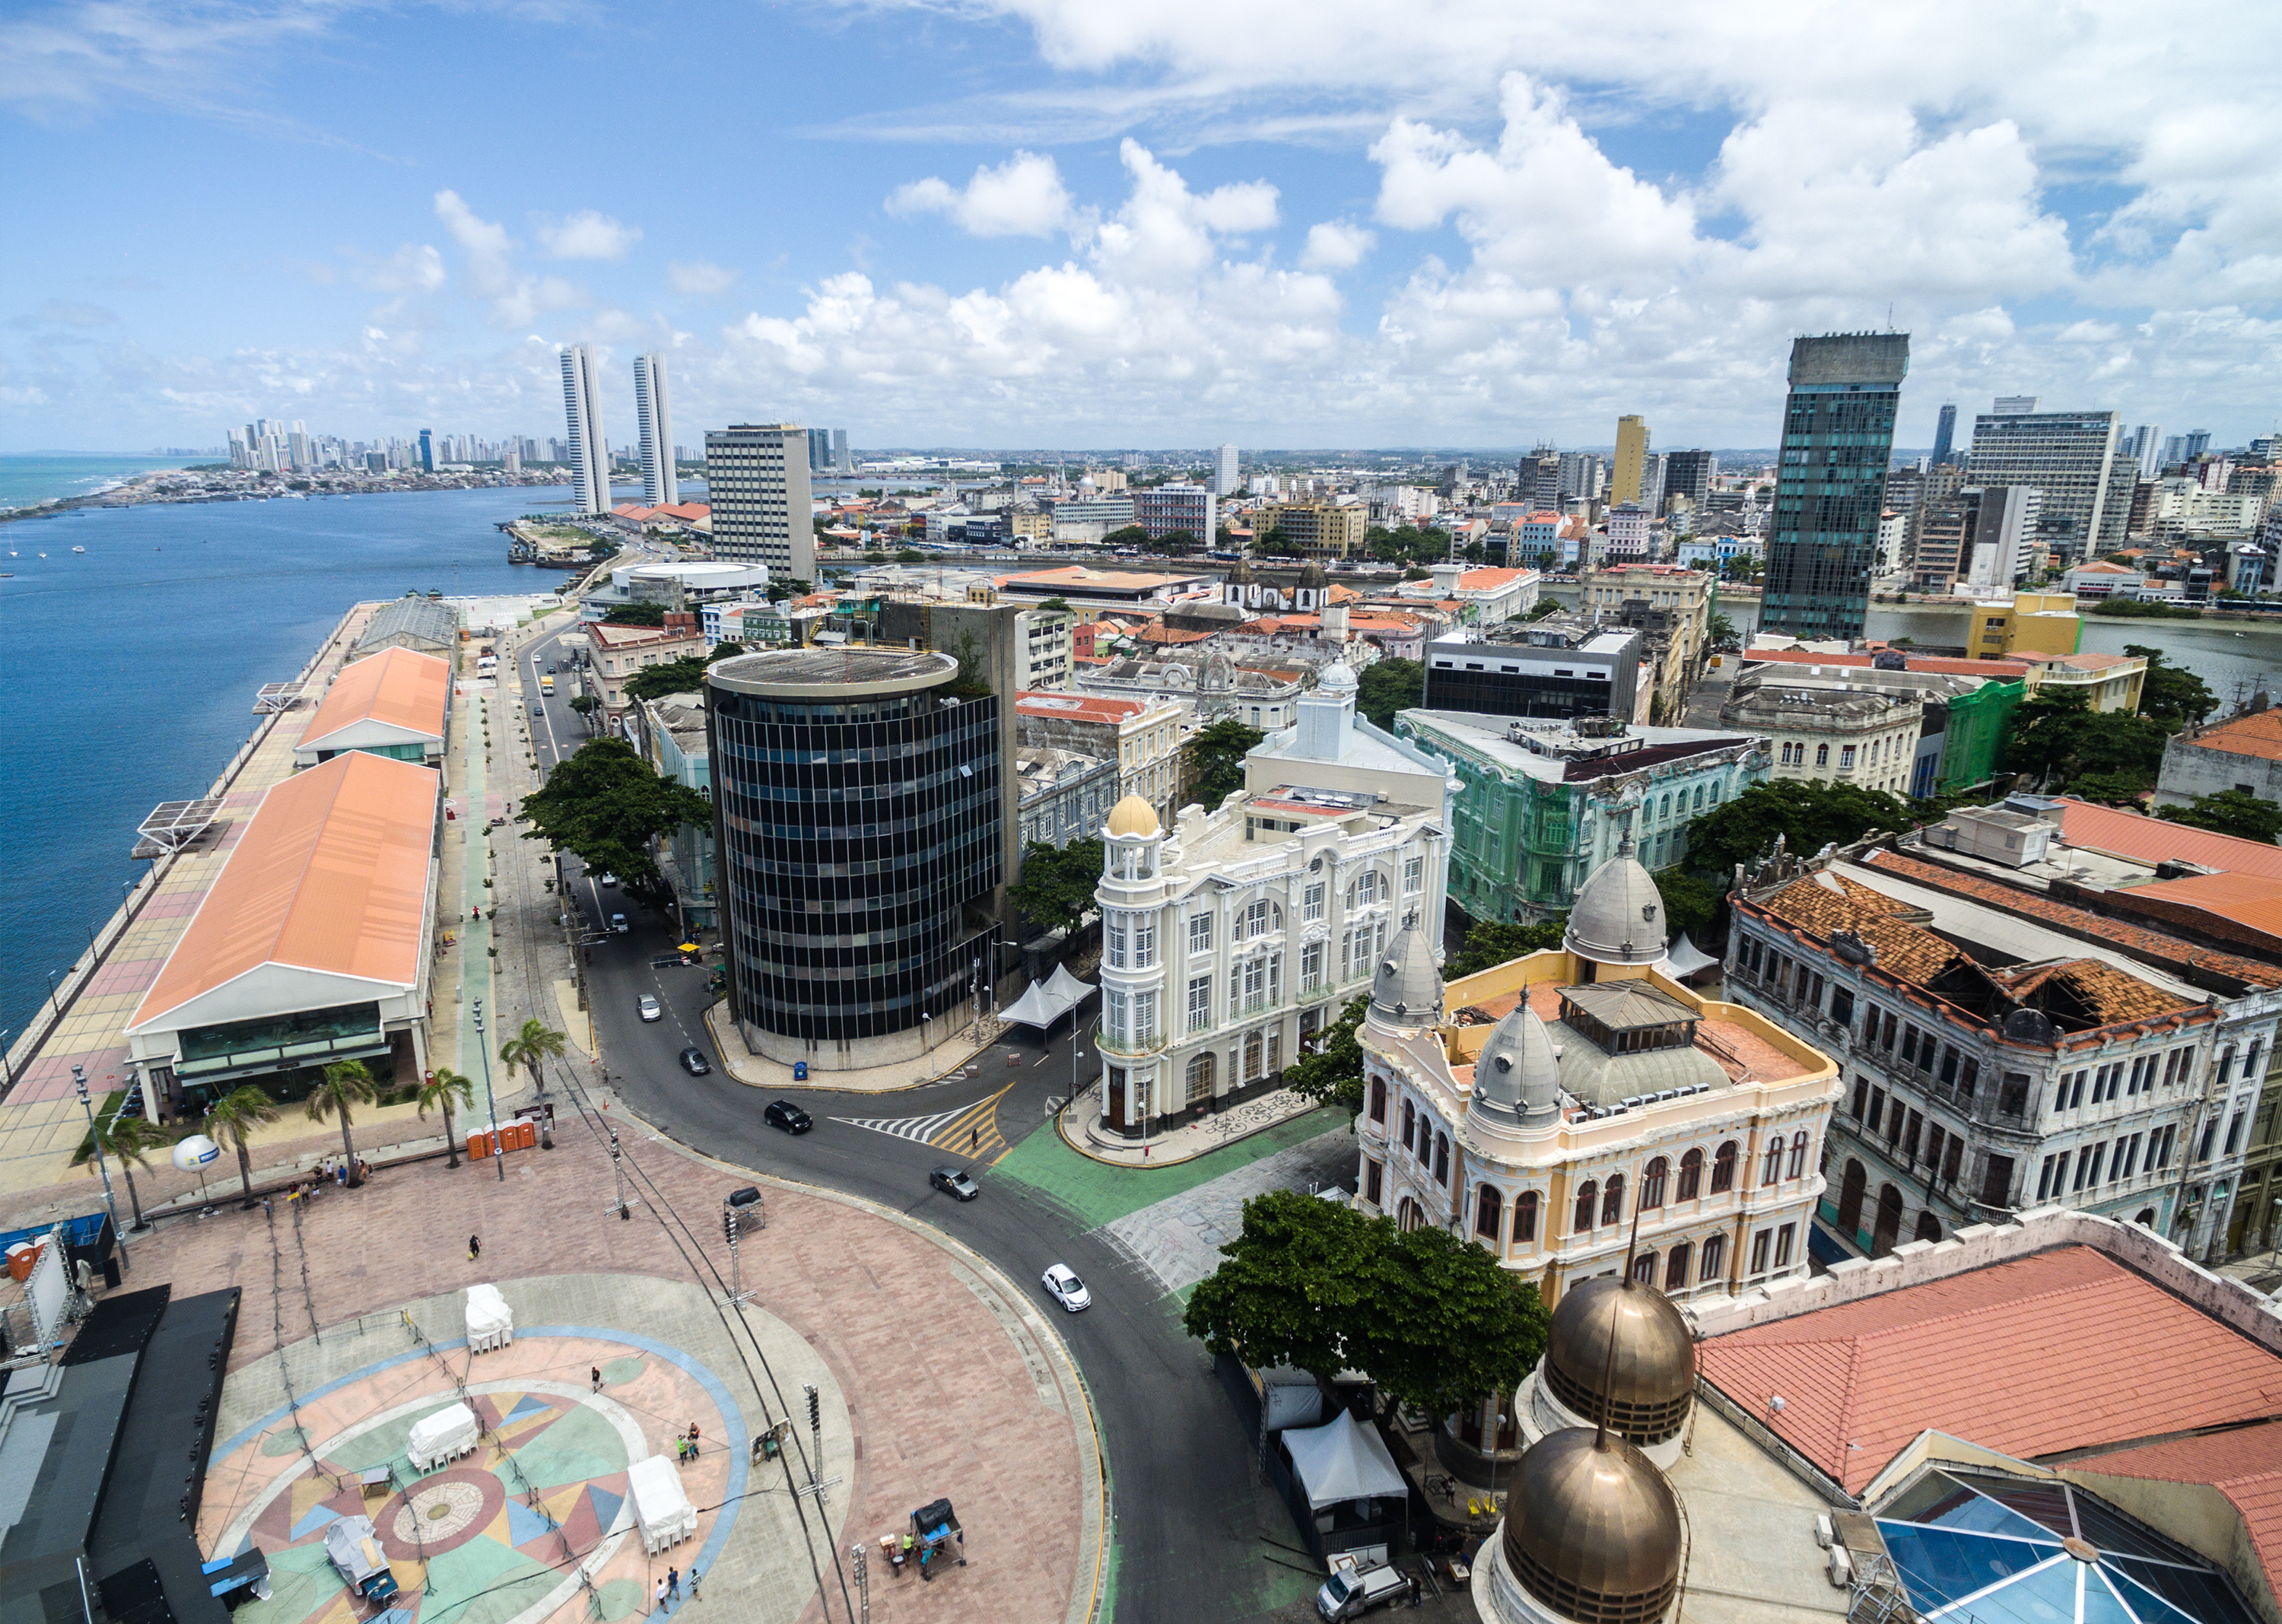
[2179,710,2282,764]
[1698,1246,2282,1494]
[297,647,450,750]
[2074,1422,2282,1591]
[1745,647,2031,681]
[128,753,440,1030]
[2050,796,2282,881]
[1756,869,1963,984]
[2128,871,2282,942]
[1017,691,1152,723]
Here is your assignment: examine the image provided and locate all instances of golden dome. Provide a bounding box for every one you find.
[1542,1276,1697,1446]
[1105,795,1161,838]
[1502,1429,1682,1623]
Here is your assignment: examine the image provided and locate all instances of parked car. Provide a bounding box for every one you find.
[531,701,544,715]
[545,663,558,674]
[637,994,661,1022]
[679,1047,711,1076]
[610,912,628,933]
[930,1167,980,1202]
[1040,1263,1091,1312]
[764,1100,813,1133]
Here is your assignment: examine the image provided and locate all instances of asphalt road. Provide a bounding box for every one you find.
[513,620,1293,1624]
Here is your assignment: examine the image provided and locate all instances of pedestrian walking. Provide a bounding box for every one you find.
[468,1234,482,1262]
[688,1568,701,1600]
[654,1577,668,1614]
[668,1568,680,1600]
[686,1421,701,1457]
[591,1365,602,1392]
[969,1126,978,1153]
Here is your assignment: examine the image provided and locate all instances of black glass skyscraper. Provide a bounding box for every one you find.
[1762,332,1909,641]
[1931,402,1957,468]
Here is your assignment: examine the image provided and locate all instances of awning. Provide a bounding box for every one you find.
[1664,934,1721,978]
[1000,980,1074,1030]
[1282,1409,1408,1509]
[1044,964,1096,1009]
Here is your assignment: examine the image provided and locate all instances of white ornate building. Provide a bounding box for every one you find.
[1352,844,1840,1477]
[1091,666,1454,1136]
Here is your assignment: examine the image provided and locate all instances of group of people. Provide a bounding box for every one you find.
[675,1421,702,1464]
[652,1563,698,1611]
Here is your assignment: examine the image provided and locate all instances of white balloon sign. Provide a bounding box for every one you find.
[172,1133,223,1172]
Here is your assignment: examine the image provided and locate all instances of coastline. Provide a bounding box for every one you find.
[0,463,582,526]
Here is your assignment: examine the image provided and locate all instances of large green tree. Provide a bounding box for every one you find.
[1184,1190,1550,1419]
[1009,837,1105,937]
[1654,869,1723,941]
[74,1102,164,1229]
[519,737,715,901]
[203,1084,281,1204]
[2127,645,2219,728]
[1188,717,1265,808]
[306,1060,378,1186]
[2162,788,2282,844]
[1683,780,1915,875]
[1101,524,1150,550]
[622,656,710,703]
[1282,996,1368,1114]
[2003,687,2173,791]
[602,602,667,626]
[1446,917,1565,980]
[1356,659,1423,729]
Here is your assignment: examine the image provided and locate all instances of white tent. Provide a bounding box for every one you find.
[1000,980,1072,1030]
[1664,933,1721,979]
[1044,964,1095,1009]
[465,1283,513,1352]
[627,1454,698,1553]
[1281,1409,1408,1510]
[408,1402,480,1472]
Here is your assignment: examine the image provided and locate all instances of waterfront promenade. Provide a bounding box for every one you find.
[0,593,574,1228]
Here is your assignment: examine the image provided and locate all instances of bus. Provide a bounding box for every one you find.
[541,675,555,695]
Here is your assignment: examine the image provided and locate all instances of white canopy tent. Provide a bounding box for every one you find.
[1000,980,1073,1031]
[1664,933,1721,979]
[1281,1409,1408,1510]
[1044,965,1095,1009]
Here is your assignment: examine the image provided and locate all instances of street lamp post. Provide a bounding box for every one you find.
[0,1028,13,1095]
[471,1000,506,1183]
[72,1065,127,1270]
[46,967,65,1019]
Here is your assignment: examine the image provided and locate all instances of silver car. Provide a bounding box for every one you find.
[1041,1263,1091,1312]
[637,994,661,1022]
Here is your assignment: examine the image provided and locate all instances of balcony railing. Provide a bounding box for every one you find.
[1098,1028,1164,1059]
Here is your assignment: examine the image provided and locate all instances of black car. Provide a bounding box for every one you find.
[930,1166,980,1202]
[764,1100,813,1134]
[679,1047,711,1076]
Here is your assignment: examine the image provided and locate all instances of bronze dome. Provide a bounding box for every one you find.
[1502,1428,1682,1624]
[1542,1276,1696,1446]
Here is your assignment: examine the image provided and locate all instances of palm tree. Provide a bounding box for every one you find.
[306,1060,379,1186]
[204,1085,282,1206]
[73,1104,164,1231]
[498,1019,567,1149]
[418,1069,476,1168]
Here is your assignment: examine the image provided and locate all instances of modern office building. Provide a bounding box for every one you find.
[1910,484,2040,595]
[558,344,609,514]
[418,427,437,475]
[707,647,1003,1069]
[831,427,849,472]
[632,354,678,508]
[706,424,815,578]
[1517,443,1562,510]
[1131,482,1216,542]
[1966,403,2132,559]
[1213,443,1239,497]
[2127,423,2163,478]
[1661,449,1716,511]
[1931,402,1958,467]
[1762,331,1909,640]
[1422,621,1642,722]
[1611,415,1650,506]
[1251,500,1364,559]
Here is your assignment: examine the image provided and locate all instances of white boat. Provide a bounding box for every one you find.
[72,545,85,554]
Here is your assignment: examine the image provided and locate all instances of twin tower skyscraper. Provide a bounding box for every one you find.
[558,343,679,514]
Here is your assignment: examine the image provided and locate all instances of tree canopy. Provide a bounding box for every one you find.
[1189,717,1265,808]
[602,602,668,626]
[1184,1189,1550,1418]
[1364,524,1452,567]
[1356,659,1423,729]
[2003,686,2172,793]
[1282,996,1368,1114]
[1009,837,1104,938]
[1683,780,1915,875]
[1101,524,1150,550]
[519,737,715,900]
[2128,646,2219,729]
[2161,788,2282,844]
[1155,530,1197,556]
[1654,868,1723,940]
[622,656,712,703]
[1446,916,1565,980]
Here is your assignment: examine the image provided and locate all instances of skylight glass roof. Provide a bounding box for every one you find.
[1874,1470,2256,1624]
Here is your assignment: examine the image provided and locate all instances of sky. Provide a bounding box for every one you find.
[3,0,2279,455]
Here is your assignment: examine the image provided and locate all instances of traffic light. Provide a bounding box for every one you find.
[805,1384,820,1431]
[723,1209,737,1246]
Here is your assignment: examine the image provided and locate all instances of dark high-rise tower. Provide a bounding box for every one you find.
[1762,332,1909,640]
[1931,402,1957,467]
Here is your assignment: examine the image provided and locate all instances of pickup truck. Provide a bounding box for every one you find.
[1316,1558,1413,1620]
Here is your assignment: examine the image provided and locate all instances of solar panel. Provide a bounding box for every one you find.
[134,798,225,857]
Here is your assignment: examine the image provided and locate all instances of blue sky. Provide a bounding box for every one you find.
[4,0,2277,453]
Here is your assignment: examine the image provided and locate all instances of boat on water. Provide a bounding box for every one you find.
[72,545,85,554]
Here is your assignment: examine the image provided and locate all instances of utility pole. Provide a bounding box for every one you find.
[71,1066,127,1270]
[472,1000,505,1182]
[608,1124,632,1220]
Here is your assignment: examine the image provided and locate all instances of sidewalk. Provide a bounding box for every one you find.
[703,1002,1010,1094]
[1058,1084,1326,1166]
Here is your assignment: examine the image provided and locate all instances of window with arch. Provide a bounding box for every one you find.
[1712,1140,1738,1193]
[1762,1136,1784,1187]
[1659,793,1671,821]
[1434,1133,1451,1186]
[1631,1251,1658,1284]
[1514,1191,1539,1244]
[1787,1130,1810,1179]
[1476,1184,1503,1240]
[1184,1051,1216,1104]
[1677,1148,1703,1201]
[1368,1076,1386,1124]
[1814,742,1829,768]
[1692,784,1705,811]
[1400,1098,1416,1153]
[1243,1028,1263,1082]
[1664,1242,1693,1291]
[1348,870,1386,909]
[1642,1156,1669,1209]
[1601,1174,1625,1227]
[1700,1232,1727,1283]
[1573,1180,1598,1233]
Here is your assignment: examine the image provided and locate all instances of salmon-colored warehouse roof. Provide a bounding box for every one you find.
[297,647,450,749]
[129,752,440,1029]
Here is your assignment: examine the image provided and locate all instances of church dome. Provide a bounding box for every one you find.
[1369,922,1442,1026]
[1470,1000,1562,1130]
[1502,1429,1683,1624]
[1564,840,1667,967]
[1541,1276,1697,1447]
[1227,558,1255,585]
[1317,661,1358,693]
[1105,795,1161,838]
[1298,560,1330,590]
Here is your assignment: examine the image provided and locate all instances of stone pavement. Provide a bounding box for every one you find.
[1059,1085,1323,1168]
[1099,1127,1358,1295]
[93,1083,1101,1624]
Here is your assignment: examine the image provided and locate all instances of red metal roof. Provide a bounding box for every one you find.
[297,647,450,749]
[1699,1246,2282,1493]
[2052,796,2282,882]
[1745,647,2031,680]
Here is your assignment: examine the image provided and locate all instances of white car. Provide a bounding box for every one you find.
[598,872,620,888]
[637,995,662,1022]
[1041,1263,1091,1313]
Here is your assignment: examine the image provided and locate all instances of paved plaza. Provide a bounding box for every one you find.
[1099,1127,1359,1295]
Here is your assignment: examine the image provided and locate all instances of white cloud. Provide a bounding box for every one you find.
[667,259,739,296]
[348,243,447,294]
[1299,221,1375,271]
[536,209,641,261]
[887,150,1076,237]
[433,189,591,328]
[37,298,117,326]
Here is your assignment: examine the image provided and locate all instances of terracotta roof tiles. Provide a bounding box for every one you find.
[2181,710,2282,764]
[1698,1246,2282,1494]
[2074,1422,2282,1589]
[1756,870,1962,984]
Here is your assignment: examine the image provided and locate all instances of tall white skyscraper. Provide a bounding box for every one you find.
[831,427,850,473]
[707,424,815,578]
[559,344,609,514]
[1214,443,1239,497]
[632,354,677,507]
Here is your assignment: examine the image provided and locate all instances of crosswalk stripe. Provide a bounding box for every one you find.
[829,1103,969,1143]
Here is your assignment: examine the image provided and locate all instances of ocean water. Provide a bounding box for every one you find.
[0,484,569,1039]
[0,455,199,512]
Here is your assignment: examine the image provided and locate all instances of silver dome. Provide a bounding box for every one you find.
[1564,839,1668,967]
[1369,920,1443,1026]
[1471,999,1563,1130]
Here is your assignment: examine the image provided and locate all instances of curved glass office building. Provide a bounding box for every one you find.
[707,648,1002,1069]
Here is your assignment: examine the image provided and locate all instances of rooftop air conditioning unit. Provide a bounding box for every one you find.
[1826,1546,1854,1588]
